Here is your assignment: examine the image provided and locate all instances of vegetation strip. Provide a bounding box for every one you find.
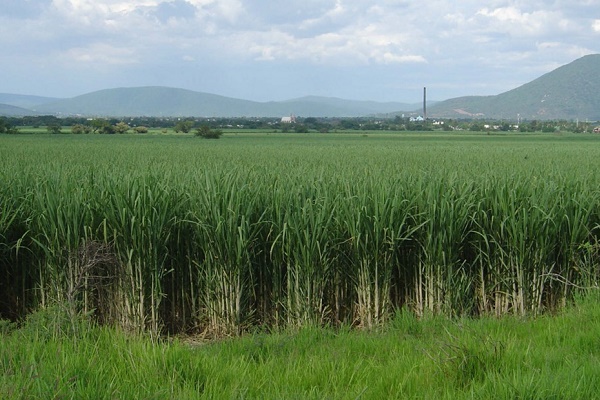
[1,132,600,336]
[2,295,600,398]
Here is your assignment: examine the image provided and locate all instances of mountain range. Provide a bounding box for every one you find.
[428,54,600,120]
[0,88,419,118]
[1,54,599,120]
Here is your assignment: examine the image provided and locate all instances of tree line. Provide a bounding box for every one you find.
[1,115,598,134]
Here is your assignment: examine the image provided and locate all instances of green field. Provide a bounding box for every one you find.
[2,131,600,334]
[2,131,600,397]
[2,295,600,399]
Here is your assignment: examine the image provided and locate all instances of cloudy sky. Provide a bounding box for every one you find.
[1,0,599,102]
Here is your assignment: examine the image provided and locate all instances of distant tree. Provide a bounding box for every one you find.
[71,124,83,134]
[134,126,149,134]
[90,119,116,134]
[570,122,591,133]
[0,118,17,134]
[90,119,108,134]
[102,124,116,134]
[303,117,318,129]
[340,119,360,130]
[47,124,62,134]
[294,124,309,133]
[195,125,223,139]
[529,120,539,132]
[174,120,194,133]
[71,124,91,134]
[519,122,536,133]
[114,121,130,134]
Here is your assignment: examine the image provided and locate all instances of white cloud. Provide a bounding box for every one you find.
[380,54,427,64]
[1,0,599,101]
[476,7,559,36]
[64,43,139,65]
[232,25,425,66]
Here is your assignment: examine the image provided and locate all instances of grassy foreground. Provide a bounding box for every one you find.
[2,294,600,399]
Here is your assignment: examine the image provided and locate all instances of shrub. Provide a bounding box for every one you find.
[47,124,62,134]
[0,118,14,134]
[195,125,223,139]
[174,120,194,133]
[114,122,130,134]
[71,124,91,134]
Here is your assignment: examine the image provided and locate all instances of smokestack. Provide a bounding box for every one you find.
[423,87,427,120]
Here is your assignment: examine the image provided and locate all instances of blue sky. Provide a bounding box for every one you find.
[1,0,599,102]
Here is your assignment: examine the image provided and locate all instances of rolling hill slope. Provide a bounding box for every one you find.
[32,87,412,117]
[0,103,40,116]
[4,54,599,119]
[428,54,600,120]
[0,93,60,109]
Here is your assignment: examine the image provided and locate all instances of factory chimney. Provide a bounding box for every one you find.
[423,87,427,120]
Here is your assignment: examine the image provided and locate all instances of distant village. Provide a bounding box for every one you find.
[1,113,599,135]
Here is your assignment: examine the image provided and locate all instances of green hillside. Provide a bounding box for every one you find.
[0,93,59,109]
[0,103,39,116]
[34,87,261,117]
[428,54,600,120]
[5,54,600,119]
[33,87,411,117]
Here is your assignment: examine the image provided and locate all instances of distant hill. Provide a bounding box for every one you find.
[0,93,60,109]
[32,87,412,118]
[283,96,420,116]
[0,103,39,116]
[428,54,600,120]
[34,87,261,117]
[4,54,600,119]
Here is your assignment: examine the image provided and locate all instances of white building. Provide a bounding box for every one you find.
[281,115,296,123]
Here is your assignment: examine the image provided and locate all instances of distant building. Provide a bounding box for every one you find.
[409,116,424,122]
[281,115,296,123]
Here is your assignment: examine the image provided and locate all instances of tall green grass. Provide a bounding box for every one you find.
[1,133,600,334]
[2,294,600,398]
